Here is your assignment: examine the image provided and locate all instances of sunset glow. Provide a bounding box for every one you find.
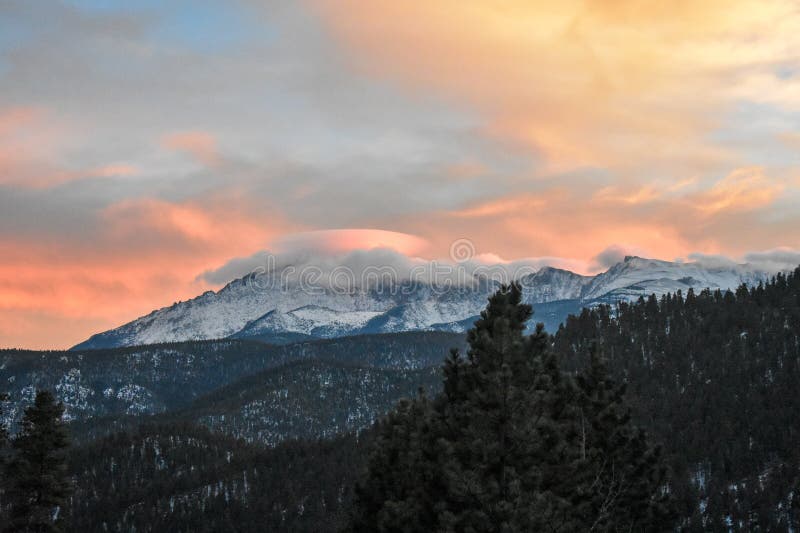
[1,1,800,348]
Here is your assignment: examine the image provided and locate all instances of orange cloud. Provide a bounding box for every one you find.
[394,194,692,270]
[451,191,564,218]
[0,107,42,136]
[0,106,138,187]
[310,0,800,175]
[0,106,61,187]
[691,167,782,215]
[162,130,219,167]
[0,193,295,349]
[593,185,661,206]
[90,164,139,177]
[305,2,800,265]
[778,131,800,150]
[388,168,797,273]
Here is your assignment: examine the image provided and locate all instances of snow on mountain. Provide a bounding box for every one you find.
[72,256,779,349]
[234,305,384,340]
[582,256,768,302]
[519,266,588,302]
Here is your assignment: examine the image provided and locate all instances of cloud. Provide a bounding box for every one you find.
[310,0,800,175]
[3,0,800,348]
[591,244,647,271]
[450,193,556,218]
[273,229,429,255]
[690,167,782,214]
[0,187,294,349]
[199,232,592,289]
[198,251,270,285]
[743,247,800,271]
[688,248,800,272]
[0,106,60,187]
[90,164,139,177]
[593,185,661,206]
[778,131,800,150]
[686,252,740,269]
[199,242,800,297]
[162,131,219,167]
[0,106,140,187]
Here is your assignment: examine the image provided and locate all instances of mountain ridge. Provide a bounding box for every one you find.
[72,256,777,350]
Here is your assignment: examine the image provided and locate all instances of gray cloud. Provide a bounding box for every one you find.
[687,253,740,269]
[198,251,269,285]
[689,248,800,272]
[200,244,800,290]
[589,244,647,272]
[0,0,532,232]
[197,242,589,289]
[743,248,800,271]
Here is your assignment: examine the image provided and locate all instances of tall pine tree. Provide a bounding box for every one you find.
[574,346,674,531]
[348,392,442,532]
[4,391,71,533]
[434,283,581,531]
[347,284,674,532]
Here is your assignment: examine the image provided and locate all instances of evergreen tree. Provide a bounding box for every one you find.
[434,284,581,532]
[347,393,440,532]
[348,284,671,531]
[4,391,71,533]
[574,346,673,531]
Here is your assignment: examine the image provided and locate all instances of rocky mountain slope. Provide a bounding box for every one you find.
[73,256,774,349]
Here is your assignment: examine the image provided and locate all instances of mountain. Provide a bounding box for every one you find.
[73,256,776,349]
[1,332,465,439]
[59,266,800,531]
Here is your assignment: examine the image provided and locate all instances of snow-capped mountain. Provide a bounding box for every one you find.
[72,256,778,349]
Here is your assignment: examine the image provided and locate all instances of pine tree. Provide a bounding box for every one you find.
[4,390,71,533]
[434,283,581,532]
[348,284,584,531]
[347,284,674,532]
[574,346,674,531]
[347,392,440,532]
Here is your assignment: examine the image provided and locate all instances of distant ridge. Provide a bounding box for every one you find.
[72,256,775,350]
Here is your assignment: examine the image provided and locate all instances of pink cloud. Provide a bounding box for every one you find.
[0,192,296,349]
[162,130,219,167]
[690,167,782,215]
[0,106,138,187]
[274,229,429,256]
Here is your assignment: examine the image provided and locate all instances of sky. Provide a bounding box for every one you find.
[2,0,800,349]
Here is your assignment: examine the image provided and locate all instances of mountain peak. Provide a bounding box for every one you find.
[72,257,780,350]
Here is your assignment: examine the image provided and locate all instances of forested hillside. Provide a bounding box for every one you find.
[554,268,800,530]
[185,359,441,444]
[67,424,365,532]
[0,332,464,437]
